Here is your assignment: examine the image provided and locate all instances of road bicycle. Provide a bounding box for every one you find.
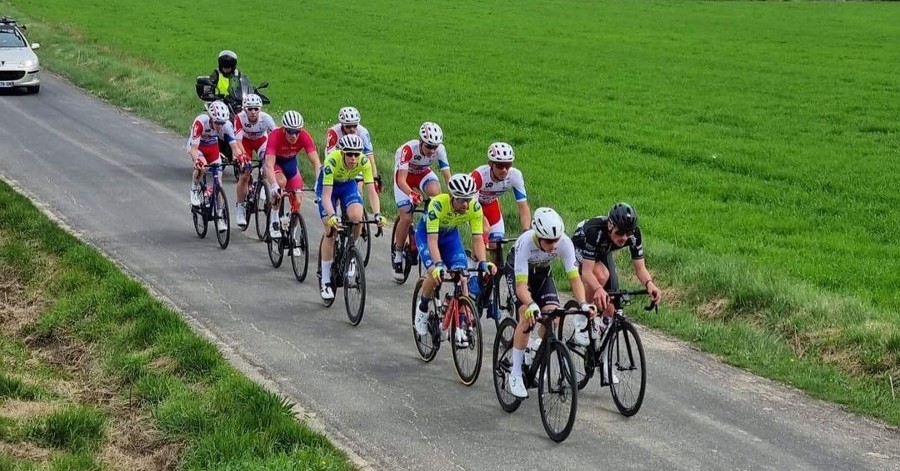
[266,189,309,282]
[191,162,230,249]
[317,215,382,325]
[390,198,429,284]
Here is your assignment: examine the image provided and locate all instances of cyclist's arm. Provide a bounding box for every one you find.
[300,130,321,181]
[513,244,533,306]
[263,154,278,187]
[361,159,381,214]
[581,258,611,293]
[470,204,487,261]
[440,168,452,185]
[187,121,203,162]
[516,200,532,230]
[561,237,587,305]
[321,184,336,218]
[632,258,656,292]
[396,169,414,196]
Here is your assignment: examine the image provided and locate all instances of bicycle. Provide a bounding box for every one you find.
[390,198,429,285]
[468,237,517,327]
[411,267,484,386]
[191,162,230,249]
[265,189,310,282]
[558,290,656,417]
[236,160,267,239]
[492,305,590,442]
[317,214,382,325]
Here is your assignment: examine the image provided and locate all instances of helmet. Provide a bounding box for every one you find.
[419,122,443,146]
[338,134,365,152]
[447,173,477,199]
[217,50,237,71]
[338,107,361,125]
[281,110,304,130]
[242,94,263,109]
[487,142,515,163]
[533,207,565,240]
[608,202,638,233]
[208,101,230,123]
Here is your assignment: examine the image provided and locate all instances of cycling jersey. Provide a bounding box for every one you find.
[394,140,450,175]
[325,124,374,155]
[264,127,316,159]
[471,165,527,204]
[572,216,644,262]
[424,194,483,235]
[187,114,235,148]
[511,230,579,283]
[234,111,277,141]
[320,150,375,185]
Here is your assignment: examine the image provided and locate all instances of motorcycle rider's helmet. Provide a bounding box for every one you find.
[217,50,238,73]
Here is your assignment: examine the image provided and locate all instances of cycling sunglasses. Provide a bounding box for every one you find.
[284,128,301,136]
[342,124,358,130]
[213,120,228,126]
[245,107,260,112]
[612,226,635,237]
[423,143,439,150]
[492,162,512,170]
[343,152,361,157]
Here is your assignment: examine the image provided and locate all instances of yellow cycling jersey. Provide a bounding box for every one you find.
[425,194,484,235]
[321,150,375,185]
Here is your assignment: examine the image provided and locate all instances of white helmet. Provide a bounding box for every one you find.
[487,142,515,163]
[532,207,565,240]
[208,101,230,123]
[281,110,304,130]
[338,134,365,152]
[338,106,361,125]
[243,94,263,109]
[447,173,477,199]
[419,122,443,146]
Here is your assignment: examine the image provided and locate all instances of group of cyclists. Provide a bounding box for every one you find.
[186,50,663,401]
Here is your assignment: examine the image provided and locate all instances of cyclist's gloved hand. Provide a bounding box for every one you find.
[237,153,250,165]
[269,183,282,198]
[409,191,423,206]
[523,302,540,323]
[431,263,445,281]
[374,213,386,227]
[193,158,205,170]
[326,214,340,228]
[581,302,597,318]
[374,175,384,193]
[477,261,497,275]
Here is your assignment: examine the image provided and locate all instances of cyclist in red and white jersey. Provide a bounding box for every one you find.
[325,106,382,192]
[233,93,277,228]
[391,122,451,281]
[263,110,320,239]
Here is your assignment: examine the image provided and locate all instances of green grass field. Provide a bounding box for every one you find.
[4,0,900,423]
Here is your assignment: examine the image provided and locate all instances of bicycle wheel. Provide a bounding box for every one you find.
[607,320,647,417]
[240,182,254,233]
[411,278,440,362]
[557,315,595,391]
[390,222,410,284]
[451,297,483,386]
[492,317,522,413]
[289,213,309,282]
[214,186,230,249]
[267,198,285,268]
[254,183,270,241]
[359,210,372,268]
[192,198,208,239]
[343,246,366,326]
[538,339,578,442]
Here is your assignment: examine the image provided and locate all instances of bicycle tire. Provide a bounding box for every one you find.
[557,315,595,390]
[254,183,269,241]
[240,181,254,233]
[451,296,482,386]
[289,213,309,282]
[214,186,230,249]
[538,338,578,442]
[317,235,336,308]
[390,222,411,285]
[607,320,647,417]
[192,196,208,239]
[492,317,522,413]
[343,246,366,326]
[411,278,440,362]
[267,197,285,268]
[359,209,372,268]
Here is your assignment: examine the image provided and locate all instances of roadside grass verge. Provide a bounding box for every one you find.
[3,0,900,429]
[0,182,355,468]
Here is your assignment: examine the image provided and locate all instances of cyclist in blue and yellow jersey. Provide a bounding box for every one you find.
[317,134,386,300]
[413,174,498,347]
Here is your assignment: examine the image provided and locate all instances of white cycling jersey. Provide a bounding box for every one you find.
[325,123,374,155]
[472,164,527,204]
[186,114,235,148]
[512,229,579,281]
[234,111,277,141]
[394,139,450,175]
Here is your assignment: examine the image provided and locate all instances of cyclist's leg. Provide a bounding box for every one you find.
[317,174,336,265]
[600,252,618,317]
[414,220,441,298]
[338,180,365,238]
[420,171,441,198]
[236,139,255,202]
[392,171,415,267]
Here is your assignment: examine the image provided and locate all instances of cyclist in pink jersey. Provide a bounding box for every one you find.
[263,110,320,239]
[391,122,451,281]
[233,93,277,228]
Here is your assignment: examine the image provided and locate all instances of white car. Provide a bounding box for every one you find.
[0,17,40,94]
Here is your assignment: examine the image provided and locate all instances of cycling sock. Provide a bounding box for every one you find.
[270,208,279,224]
[418,295,431,312]
[511,348,525,377]
[322,261,332,283]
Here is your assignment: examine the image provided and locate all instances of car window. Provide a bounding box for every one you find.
[0,29,27,48]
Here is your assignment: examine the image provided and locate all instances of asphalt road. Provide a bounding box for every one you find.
[1,76,898,471]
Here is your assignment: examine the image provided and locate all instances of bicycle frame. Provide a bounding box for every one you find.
[435,269,480,335]
[199,163,224,220]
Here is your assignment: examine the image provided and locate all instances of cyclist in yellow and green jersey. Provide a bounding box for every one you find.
[317,134,386,300]
[413,174,497,346]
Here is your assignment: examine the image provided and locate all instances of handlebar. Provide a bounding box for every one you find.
[605,288,658,313]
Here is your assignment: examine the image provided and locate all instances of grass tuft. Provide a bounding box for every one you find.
[0,374,41,401]
[24,406,106,452]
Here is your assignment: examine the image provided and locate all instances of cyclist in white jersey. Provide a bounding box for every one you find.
[233,93,277,228]
[503,208,595,398]
[391,122,452,280]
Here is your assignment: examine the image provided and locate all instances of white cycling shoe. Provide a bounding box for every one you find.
[414,306,429,337]
[571,316,590,347]
[507,374,528,398]
[320,283,335,301]
[235,203,247,228]
[454,328,469,348]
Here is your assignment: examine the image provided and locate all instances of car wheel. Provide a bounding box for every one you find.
[26,86,39,94]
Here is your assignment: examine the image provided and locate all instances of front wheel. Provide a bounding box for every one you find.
[254,183,270,241]
[192,196,209,239]
[607,321,647,417]
[289,213,309,282]
[557,314,595,391]
[492,317,522,413]
[214,186,230,249]
[538,339,578,442]
[390,222,411,285]
[411,278,440,362]
[451,297,483,386]
[359,210,372,267]
[343,247,366,326]
[267,198,285,268]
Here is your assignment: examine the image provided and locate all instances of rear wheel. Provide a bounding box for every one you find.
[492,318,522,413]
[411,278,440,362]
[254,183,270,241]
[390,222,411,284]
[538,339,578,442]
[343,247,366,326]
[451,297,482,386]
[607,321,647,417]
[214,186,230,249]
[289,213,309,282]
[267,198,285,268]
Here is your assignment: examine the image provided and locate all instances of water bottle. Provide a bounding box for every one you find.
[280,215,290,230]
[524,337,542,366]
[467,275,481,299]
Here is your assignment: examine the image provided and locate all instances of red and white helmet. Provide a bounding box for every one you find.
[419,122,443,146]
[242,93,263,109]
[487,142,515,163]
[338,107,361,125]
[207,101,230,123]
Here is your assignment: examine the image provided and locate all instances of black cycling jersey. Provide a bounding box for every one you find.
[571,216,644,262]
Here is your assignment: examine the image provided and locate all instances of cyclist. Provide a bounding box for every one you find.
[392,122,452,281]
[504,207,595,398]
[187,101,247,232]
[413,174,497,347]
[233,93,277,228]
[572,202,662,318]
[317,134,386,300]
[470,142,531,319]
[325,106,383,196]
[263,110,321,239]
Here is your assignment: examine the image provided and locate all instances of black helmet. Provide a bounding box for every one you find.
[608,202,638,233]
[217,50,237,71]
